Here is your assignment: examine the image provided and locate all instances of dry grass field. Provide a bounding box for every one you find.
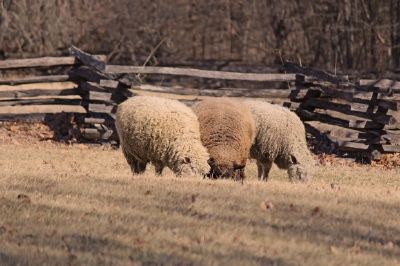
[0,130,399,265]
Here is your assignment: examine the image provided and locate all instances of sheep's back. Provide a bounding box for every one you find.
[116,96,200,162]
[193,98,255,166]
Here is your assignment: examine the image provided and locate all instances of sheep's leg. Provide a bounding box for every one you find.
[257,160,273,181]
[134,161,147,174]
[256,161,264,179]
[122,147,146,174]
[154,161,165,176]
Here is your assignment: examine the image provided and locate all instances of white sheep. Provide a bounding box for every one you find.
[116,96,210,177]
[245,100,314,182]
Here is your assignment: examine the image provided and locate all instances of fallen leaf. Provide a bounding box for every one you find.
[191,194,197,203]
[311,206,321,216]
[260,201,274,211]
[330,246,339,254]
[0,225,6,235]
[350,244,361,254]
[17,194,31,204]
[383,241,394,249]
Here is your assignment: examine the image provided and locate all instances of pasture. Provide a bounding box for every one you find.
[0,133,399,265]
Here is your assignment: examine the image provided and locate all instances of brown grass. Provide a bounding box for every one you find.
[0,143,399,265]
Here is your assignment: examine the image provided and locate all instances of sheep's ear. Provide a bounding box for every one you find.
[183,157,191,164]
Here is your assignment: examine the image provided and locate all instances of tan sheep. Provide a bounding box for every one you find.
[192,98,256,179]
[245,100,314,182]
[116,96,210,177]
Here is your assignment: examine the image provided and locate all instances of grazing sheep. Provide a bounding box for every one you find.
[245,100,314,182]
[116,96,210,177]
[192,98,256,180]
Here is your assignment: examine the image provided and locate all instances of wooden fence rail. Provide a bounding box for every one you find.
[106,65,296,82]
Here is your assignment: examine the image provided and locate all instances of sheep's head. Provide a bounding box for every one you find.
[207,155,246,180]
[177,156,210,177]
[287,154,313,183]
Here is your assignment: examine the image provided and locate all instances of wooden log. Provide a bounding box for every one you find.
[106,65,296,82]
[132,84,290,98]
[69,46,106,71]
[314,123,382,142]
[306,86,400,110]
[101,128,114,140]
[358,79,400,90]
[0,88,77,98]
[0,95,81,101]
[0,57,76,69]
[304,122,369,151]
[82,128,114,140]
[302,98,395,123]
[0,75,70,85]
[381,145,400,152]
[0,113,48,122]
[82,128,101,139]
[99,79,119,89]
[297,109,385,129]
[84,117,106,124]
[88,90,112,102]
[88,103,114,114]
[324,132,370,150]
[283,63,350,85]
[295,73,349,84]
[0,97,81,106]
[0,105,86,121]
[338,141,370,151]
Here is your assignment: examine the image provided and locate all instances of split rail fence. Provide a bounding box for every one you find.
[0,46,399,158]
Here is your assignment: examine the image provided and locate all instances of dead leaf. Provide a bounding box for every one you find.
[0,225,6,235]
[330,246,339,254]
[350,244,361,254]
[311,206,321,216]
[260,201,274,211]
[191,194,197,203]
[9,125,18,132]
[383,241,394,249]
[17,194,31,204]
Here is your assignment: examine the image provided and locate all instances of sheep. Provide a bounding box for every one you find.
[115,96,210,177]
[244,100,314,182]
[192,98,256,180]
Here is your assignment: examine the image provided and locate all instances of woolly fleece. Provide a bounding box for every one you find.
[192,98,256,179]
[245,100,314,182]
[116,96,210,177]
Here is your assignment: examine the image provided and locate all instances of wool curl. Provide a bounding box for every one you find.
[116,96,210,177]
[244,100,314,182]
[192,98,256,179]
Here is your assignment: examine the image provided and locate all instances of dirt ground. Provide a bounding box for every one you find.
[0,124,399,266]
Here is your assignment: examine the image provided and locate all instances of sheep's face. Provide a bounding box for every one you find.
[287,152,314,183]
[207,157,246,179]
[177,157,210,177]
[288,164,312,182]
